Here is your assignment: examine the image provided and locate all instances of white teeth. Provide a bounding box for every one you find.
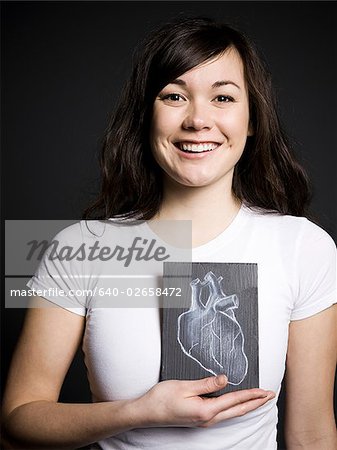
[180,143,218,152]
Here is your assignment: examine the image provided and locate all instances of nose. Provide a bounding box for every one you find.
[182,101,213,131]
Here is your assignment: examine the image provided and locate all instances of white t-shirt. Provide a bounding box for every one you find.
[27,205,336,450]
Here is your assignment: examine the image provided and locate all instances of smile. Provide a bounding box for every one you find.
[175,142,220,153]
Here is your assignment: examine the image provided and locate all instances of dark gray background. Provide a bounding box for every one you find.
[2,2,336,449]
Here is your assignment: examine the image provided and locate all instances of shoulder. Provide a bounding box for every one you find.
[51,220,110,244]
[50,221,83,244]
[243,205,336,249]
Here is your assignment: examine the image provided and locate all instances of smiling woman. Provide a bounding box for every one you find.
[2,16,336,450]
[83,17,311,222]
[150,49,251,188]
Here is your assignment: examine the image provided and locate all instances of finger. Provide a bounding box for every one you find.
[208,388,275,416]
[186,375,228,396]
[207,391,276,425]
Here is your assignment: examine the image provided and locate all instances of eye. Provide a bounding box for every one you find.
[213,95,235,103]
[160,93,186,102]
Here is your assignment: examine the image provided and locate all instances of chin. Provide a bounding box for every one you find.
[174,176,215,188]
[164,169,226,189]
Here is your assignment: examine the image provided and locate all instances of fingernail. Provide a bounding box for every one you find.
[260,390,275,398]
[216,374,228,384]
[258,390,270,397]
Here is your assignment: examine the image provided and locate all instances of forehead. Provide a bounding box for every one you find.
[171,48,245,87]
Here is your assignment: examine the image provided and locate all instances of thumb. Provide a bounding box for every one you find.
[187,374,228,396]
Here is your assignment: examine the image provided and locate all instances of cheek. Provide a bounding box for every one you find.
[222,111,250,135]
[150,114,171,164]
[151,108,182,142]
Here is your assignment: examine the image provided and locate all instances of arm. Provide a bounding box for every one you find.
[2,297,275,450]
[285,304,337,449]
[1,299,141,449]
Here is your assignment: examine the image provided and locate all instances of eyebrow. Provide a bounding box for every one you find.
[170,79,241,90]
[212,80,241,90]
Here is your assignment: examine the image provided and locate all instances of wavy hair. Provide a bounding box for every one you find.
[83,17,311,220]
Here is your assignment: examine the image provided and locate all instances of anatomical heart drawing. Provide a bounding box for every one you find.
[161,262,259,394]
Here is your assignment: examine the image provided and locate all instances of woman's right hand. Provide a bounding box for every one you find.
[133,375,275,428]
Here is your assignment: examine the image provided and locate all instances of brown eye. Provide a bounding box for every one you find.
[162,93,185,102]
[215,95,234,103]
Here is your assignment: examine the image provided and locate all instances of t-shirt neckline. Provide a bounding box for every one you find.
[192,203,250,255]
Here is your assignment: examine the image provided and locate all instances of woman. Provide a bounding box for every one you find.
[2,17,336,450]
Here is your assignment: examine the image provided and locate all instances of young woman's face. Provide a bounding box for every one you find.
[150,48,252,190]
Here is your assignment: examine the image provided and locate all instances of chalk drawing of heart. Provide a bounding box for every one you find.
[177,271,248,385]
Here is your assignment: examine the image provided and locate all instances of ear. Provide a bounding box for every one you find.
[247,121,254,136]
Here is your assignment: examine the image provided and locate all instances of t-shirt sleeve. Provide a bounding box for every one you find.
[290,219,336,321]
[26,222,87,316]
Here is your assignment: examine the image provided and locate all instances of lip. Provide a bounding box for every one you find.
[174,140,221,146]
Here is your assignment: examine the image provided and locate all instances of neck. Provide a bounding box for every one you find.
[153,177,242,247]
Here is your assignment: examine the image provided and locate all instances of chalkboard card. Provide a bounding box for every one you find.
[161,262,259,395]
